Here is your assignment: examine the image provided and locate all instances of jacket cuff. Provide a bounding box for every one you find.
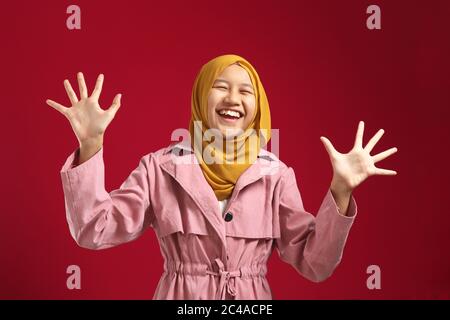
[327,188,357,219]
[315,189,357,235]
[60,147,104,174]
[59,147,105,227]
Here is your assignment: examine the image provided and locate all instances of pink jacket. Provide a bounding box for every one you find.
[60,142,357,300]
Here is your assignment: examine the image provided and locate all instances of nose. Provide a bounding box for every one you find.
[223,88,240,106]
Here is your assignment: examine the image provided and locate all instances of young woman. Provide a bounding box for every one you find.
[46,54,398,299]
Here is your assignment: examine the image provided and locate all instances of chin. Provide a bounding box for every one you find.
[219,127,244,139]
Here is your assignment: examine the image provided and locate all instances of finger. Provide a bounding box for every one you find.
[91,74,104,100]
[107,93,122,116]
[374,167,397,176]
[77,72,88,99]
[320,136,338,157]
[373,147,398,163]
[365,128,384,153]
[46,99,69,115]
[63,79,78,105]
[354,121,365,149]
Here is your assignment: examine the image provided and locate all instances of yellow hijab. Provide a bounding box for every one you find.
[189,54,271,200]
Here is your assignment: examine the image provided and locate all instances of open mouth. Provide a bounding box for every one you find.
[216,108,244,121]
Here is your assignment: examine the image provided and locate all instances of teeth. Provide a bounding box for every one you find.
[219,110,241,118]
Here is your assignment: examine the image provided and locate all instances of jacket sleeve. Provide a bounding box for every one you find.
[60,147,155,250]
[275,167,357,282]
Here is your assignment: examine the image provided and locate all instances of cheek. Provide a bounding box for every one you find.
[207,94,218,123]
[208,92,223,110]
[244,98,257,122]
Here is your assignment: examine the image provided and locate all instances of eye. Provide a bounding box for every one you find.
[241,90,253,95]
[213,86,228,90]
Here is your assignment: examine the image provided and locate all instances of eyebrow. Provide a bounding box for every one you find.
[214,79,254,90]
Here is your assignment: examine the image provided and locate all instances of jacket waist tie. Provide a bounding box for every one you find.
[206,258,242,300]
[164,259,267,300]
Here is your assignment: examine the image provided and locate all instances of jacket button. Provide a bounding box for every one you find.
[224,212,233,222]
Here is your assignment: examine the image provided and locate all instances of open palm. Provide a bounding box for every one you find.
[46,72,121,146]
[320,121,398,194]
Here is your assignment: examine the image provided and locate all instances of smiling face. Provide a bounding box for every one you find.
[207,63,257,137]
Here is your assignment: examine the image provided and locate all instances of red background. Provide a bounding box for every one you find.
[1,0,449,299]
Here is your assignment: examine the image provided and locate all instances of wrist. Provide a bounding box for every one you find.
[330,177,353,197]
[80,136,104,150]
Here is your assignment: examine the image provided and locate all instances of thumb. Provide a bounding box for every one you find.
[320,136,338,157]
[107,93,122,116]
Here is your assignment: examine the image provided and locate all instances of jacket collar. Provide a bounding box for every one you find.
[161,141,280,186]
[162,140,277,162]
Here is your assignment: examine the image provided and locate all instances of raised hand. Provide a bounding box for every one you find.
[320,121,398,195]
[46,72,122,165]
[46,72,122,147]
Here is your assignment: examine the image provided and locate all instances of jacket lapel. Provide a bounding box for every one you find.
[159,146,227,247]
[158,143,280,248]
